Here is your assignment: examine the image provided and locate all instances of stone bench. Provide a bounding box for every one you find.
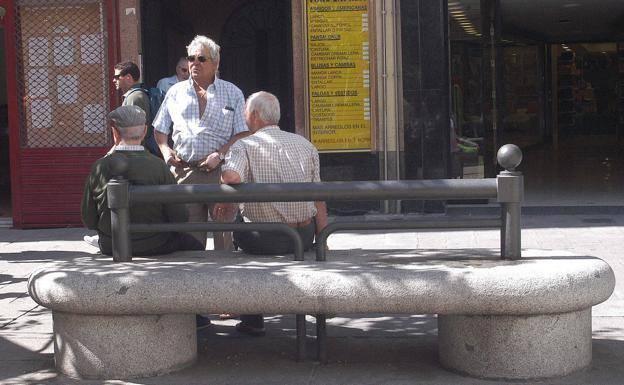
[28,249,614,380]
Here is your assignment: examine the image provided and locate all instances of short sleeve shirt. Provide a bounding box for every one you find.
[156,74,178,94]
[222,126,320,223]
[152,78,248,163]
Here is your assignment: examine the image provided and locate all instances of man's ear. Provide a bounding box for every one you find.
[251,110,259,123]
[111,125,121,145]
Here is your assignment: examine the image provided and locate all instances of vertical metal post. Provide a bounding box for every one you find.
[496,144,524,260]
[107,178,131,262]
[501,199,521,259]
[296,314,306,361]
[316,314,327,363]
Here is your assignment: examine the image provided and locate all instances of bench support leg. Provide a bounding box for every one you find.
[52,312,196,379]
[438,309,591,380]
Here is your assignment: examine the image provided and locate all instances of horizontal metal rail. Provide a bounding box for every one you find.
[131,222,305,261]
[107,143,524,363]
[129,179,499,205]
[315,217,501,261]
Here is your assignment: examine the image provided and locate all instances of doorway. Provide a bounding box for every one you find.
[140,0,294,130]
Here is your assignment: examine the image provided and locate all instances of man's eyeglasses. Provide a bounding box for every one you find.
[178,67,189,73]
[113,73,124,80]
[187,55,208,63]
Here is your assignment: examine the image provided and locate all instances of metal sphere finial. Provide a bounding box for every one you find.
[108,152,129,178]
[497,144,522,171]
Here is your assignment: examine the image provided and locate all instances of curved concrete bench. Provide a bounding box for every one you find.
[28,249,614,380]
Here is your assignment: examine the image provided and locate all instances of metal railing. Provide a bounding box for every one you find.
[106,144,524,361]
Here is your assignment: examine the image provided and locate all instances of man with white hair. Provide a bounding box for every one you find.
[81,105,203,256]
[219,91,328,336]
[153,35,249,250]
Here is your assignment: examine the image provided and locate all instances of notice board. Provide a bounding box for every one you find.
[306,0,372,152]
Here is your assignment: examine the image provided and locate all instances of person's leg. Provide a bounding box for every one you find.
[234,229,293,255]
[175,232,205,251]
[208,166,234,250]
[173,167,210,249]
[97,234,112,256]
[233,225,314,335]
[179,166,233,251]
[298,221,316,251]
[210,201,236,251]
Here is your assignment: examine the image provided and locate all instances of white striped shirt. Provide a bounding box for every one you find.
[153,78,248,163]
[223,126,320,223]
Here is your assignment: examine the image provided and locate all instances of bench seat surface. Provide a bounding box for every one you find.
[28,248,614,316]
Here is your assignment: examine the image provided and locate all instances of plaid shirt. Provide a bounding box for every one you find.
[222,126,320,223]
[153,78,248,163]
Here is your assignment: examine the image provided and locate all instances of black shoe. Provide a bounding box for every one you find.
[235,322,265,337]
[196,314,212,329]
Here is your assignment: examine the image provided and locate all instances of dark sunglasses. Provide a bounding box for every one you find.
[187,55,208,63]
[113,73,123,80]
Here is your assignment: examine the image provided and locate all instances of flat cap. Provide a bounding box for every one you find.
[108,105,146,128]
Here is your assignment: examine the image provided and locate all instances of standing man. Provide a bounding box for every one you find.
[113,61,164,157]
[153,35,249,250]
[219,91,328,336]
[113,61,150,118]
[156,57,190,94]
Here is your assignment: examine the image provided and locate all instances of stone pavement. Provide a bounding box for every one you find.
[0,213,623,384]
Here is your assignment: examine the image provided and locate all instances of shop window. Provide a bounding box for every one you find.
[14,0,110,148]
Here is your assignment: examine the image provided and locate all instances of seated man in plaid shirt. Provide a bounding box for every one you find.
[219,91,328,335]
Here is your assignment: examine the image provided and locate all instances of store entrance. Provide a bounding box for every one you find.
[554,43,620,140]
[506,42,624,205]
[140,0,294,131]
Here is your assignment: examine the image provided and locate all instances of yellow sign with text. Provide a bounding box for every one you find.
[306,0,371,151]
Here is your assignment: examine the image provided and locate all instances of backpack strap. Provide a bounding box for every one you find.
[125,87,149,96]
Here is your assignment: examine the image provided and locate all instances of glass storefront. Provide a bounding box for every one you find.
[140,0,624,212]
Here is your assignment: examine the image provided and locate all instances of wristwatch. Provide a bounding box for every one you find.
[218,152,225,162]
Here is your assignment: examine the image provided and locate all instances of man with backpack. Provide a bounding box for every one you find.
[113,61,164,157]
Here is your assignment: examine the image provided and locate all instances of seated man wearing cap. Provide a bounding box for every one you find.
[81,105,203,256]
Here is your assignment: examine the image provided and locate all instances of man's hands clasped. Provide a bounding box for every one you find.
[197,151,222,171]
[165,150,222,172]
